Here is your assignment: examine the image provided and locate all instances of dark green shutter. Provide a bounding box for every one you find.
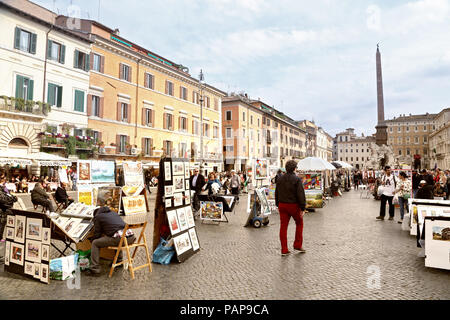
[47,40,53,59]
[15,75,24,99]
[30,33,37,54]
[14,27,21,49]
[85,54,90,71]
[75,90,84,112]
[27,79,34,101]
[57,86,63,108]
[47,83,56,106]
[60,45,66,64]
[74,50,79,68]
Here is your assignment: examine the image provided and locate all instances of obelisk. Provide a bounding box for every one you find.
[375,44,388,146]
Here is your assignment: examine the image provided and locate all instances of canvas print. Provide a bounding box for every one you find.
[97,187,121,213]
[122,195,147,215]
[305,190,324,209]
[256,189,271,216]
[25,239,41,263]
[174,176,185,192]
[164,161,172,181]
[41,264,49,284]
[123,161,144,186]
[184,192,191,205]
[6,215,15,227]
[189,228,200,251]
[33,262,40,279]
[6,227,14,240]
[185,206,195,228]
[41,245,50,261]
[173,193,183,207]
[70,222,90,240]
[10,243,24,266]
[14,215,26,244]
[184,165,190,179]
[173,231,192,256]
[122,185,144,197]
[432,226,450,241]
[255,159,268,180]
[172,161,184,176]
[177,208,189,231]
[185,180,190,190]
[200,201,223,221]
[78,160,91,183]
[42,227,50,245]
[165,198,172,208]
[26,218,42,241]
[5,241,10,266]
[167,210,181,235]
[78,190,93,206]
[165,185,174,197]
[91,160,115,183]
[24,261,34,275]
[298,173,322,190]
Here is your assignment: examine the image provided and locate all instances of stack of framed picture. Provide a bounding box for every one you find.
[158,157,200,263]
[4,211,51,284]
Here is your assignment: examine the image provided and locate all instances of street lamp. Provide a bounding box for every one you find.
[199,69,205,169]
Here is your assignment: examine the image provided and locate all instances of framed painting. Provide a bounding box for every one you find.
[25,239,41,263]
[24,261,34,276]
[164,161,172,181]
[10,242,25,266]
[165,198,172,209]
[26,217,42,241]
[173,176,185,193]
[77,160,92,184]
[14,215,26,244]
[173,231,192,256]
[176,208,189,232]
[184,164,190,179]
[189,228,200,251]
[6,215,15,227]
[200,201,223,221]
[5,241,10,266]
[173,193,183,207]
[167,209,181,236]
[165,185,174,197]
[6,227,14,240]
[172,161,184,176]
[33,262,40,279]
[40,264,49,284]
[185,206,195,228]
[42,227,51,245]
[41,245,50,262]
[122,195,147,216]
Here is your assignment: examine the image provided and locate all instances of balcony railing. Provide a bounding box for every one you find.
[0,96,51,117]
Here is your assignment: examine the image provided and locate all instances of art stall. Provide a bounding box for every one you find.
[408,198,450,270]
[296,157,336,209]
[153,158,200,263]
[245,159,270,228]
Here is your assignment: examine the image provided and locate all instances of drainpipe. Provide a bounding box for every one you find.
[43,25,53,104]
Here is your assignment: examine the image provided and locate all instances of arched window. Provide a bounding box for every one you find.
[8,138,28,148]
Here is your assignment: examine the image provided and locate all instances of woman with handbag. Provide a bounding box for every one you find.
[395,172,411,224]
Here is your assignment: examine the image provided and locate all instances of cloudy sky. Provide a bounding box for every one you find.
[35,0,450,136]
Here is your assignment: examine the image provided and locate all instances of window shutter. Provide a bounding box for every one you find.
[47,40,53,59]
[178,116,181,131]
[117,102,121,121]
[89,54,94,71]
[128,66,132,82]
[57,86,63,108]
[15,75,24,99]
[192,120,195,134]
[47,83,55,105]
[151,110,155,127]
[100,56,105,73]
[60,45,66,64]
[14,27,21,49]
[179,87,182,99]
[142,137,146,155]
[127,104,131,123]
[144,73,148,88]
[73,49,79,67]
[163,113,167,129]
[99,97,104,118]
[98,132,102,144]
[87,94,92,116]
[30,33,37,54]
[116,135,120,154]
[165,81,168,94]
[119,63,123,79]
[127,136,130,152]
[84,54,89,71]
[170,114,173,130]
[28,79,34,101]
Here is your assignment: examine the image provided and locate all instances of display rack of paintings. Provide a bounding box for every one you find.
[154,157,200,263]
[409,199,450,237]
[254,159,269,180]
[5,210,51,284]
[77,160,92,184]
[424,216,450,270]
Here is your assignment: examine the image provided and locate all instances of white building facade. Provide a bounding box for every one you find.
[429,108,450,170]
[0,1,91,157]
[335,128,376,169]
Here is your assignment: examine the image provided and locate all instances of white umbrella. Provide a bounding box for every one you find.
[296,157,336,171]
[334,161,353,169]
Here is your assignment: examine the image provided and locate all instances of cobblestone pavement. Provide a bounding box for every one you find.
[1,189,449,300]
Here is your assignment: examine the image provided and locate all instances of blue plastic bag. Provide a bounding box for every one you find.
[152,237,175,265]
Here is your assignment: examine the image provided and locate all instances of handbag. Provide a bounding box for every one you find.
[403,192,411,199]
[152,237,175,265]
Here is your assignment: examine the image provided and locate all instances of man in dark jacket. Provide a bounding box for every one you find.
[55,182,74,208]
[31,181,55,213]
[190,168,206,211]
[275,160,306,256]
[0,189,17,242]
[416,180,434,200]
[87,204,136,276]
[420,169,434,187]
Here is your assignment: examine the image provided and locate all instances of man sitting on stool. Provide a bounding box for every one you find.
[55,182,74,208]
[87,198,136,276]
[31,180,56,214]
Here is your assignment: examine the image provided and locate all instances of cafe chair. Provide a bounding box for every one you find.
[51,193,65,213]
[108,221,152,280]
[32,202,46,214]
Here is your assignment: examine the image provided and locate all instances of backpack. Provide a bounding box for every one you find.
[382,174,396,188]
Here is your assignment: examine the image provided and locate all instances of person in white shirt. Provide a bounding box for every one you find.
[376,166,397,221]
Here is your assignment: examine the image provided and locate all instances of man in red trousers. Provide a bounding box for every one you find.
[275,160,306,256]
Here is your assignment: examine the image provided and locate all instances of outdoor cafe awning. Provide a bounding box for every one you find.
[0,150,72,167]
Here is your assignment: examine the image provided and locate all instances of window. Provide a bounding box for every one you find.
[398,137,402,144]
[119,135,128,153]
[204,123,210,137]
[145,73,154,89]
[242,129,246,138]
[407,149,411,155]
[214,98,219,111]
[389,127,393,132]
[193,120,200,135]
[143,138,153,156]
[406,126,409,132]
[164,113,174,130]
[74,90,84,112]
[226,110,232,121]
[14,27,36,54]
[414,136,419,144]
[120,64,131,82]
[179,142,187,158]
[180,87,188,100]
[205,96,210,108]
[15,75,34,102]
[92,54,102,72]
[74,129,83,137]
[398,149,402,156]
[143,108,153,126]
[224,145,233,152]
[179,116,187,132]
[47,83,62,108]
[91,96,100,117]
[193,91,200,105]
[242,112,245,121]
[226,127,232,139]
[423,125,427,131]
[267,119,270,126]
[213,126,218,138]
[356,157,359,161]
[47,40,65,64]
[415,126,418,132]
[74,50,89,71]
[92,131,100,143]
[163,140,173,155]
[398,126,401,132]
[423,136,428,143]
[165,81,174,96]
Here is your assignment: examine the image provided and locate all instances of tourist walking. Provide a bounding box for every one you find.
[395,171,411,224]
[376,166,397,221]
[230,170,240,200]
[275,160,306,256]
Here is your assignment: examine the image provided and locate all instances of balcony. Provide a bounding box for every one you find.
[0,96,50,119]
[266,136,272,144]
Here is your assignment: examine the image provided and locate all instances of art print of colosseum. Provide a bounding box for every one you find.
[432,226,450,241]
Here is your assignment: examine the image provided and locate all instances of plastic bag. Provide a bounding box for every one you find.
[76,249,91,271]
[393,195,399,205]
[377,186,384,197]
[152,237,175,265]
